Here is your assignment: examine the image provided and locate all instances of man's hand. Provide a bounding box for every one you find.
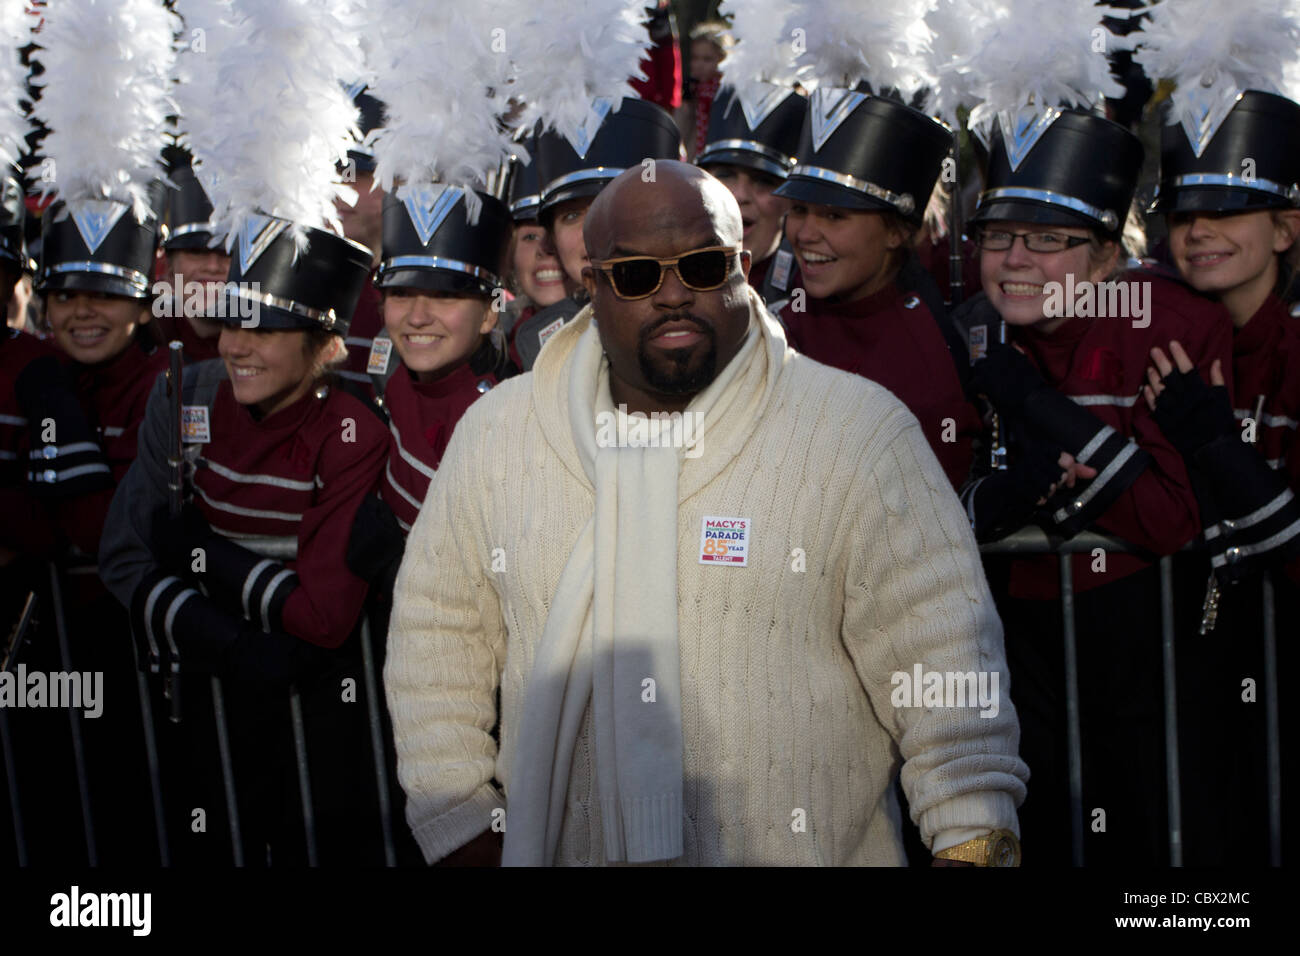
[434,829,502,867]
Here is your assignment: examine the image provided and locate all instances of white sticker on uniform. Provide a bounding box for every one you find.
[699,515,751,566]
[367,337,392,375]
[182,405,211,443]
[770,248,793,291]
[968,324,988,361]
[537,317,566,349]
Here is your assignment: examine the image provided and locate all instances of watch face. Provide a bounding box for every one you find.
[991,836,1017,867]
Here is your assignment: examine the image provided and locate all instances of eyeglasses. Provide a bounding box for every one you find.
[975,230,1093,253]
[591,245,741,299]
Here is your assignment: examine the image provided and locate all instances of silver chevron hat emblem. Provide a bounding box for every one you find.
[563,97,614,160]
[403,184,464,246]
[1176,82,1243,159]
[738,84,794,132]
[998,105,1062,171]
[69,200,129,255]
[810,88,867,152]
[236,214,289,274]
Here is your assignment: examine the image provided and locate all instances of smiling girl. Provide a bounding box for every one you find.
[773,92,980,487]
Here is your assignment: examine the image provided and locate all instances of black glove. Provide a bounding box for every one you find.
[346,493,406,583]
[964,437,1065,541]
[148,502,213,576]
[15,355,113,498]
[1150,367,1237,459]
[226,628,338,687]
[967,342,1049,417]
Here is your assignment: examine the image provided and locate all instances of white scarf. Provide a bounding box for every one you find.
[503,288,785,865]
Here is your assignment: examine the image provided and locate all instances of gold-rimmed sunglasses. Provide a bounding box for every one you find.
[590,245,742,300]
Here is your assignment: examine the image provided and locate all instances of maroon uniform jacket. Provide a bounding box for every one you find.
[1231,294,1300,582]
[780,283,979,487]
[0,327,58,556]
[1002,272,1232,598]
[340,276,382,399]
[155,313,222,364]
[380,361,497,533]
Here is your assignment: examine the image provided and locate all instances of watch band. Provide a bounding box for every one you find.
[933,828,1021,866]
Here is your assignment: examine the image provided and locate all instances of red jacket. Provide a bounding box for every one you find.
[189,379,389,647]
[381,361,497,533]
[0,328,58,556]
[339,276,382,399]
[1005,271,1232,597]
[780,283,979,488]
[1231,294,1300,582]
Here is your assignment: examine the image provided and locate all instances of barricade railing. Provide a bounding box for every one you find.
[2,535,1285,867]
[980,527,1284,867]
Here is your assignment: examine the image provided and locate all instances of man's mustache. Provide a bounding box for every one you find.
[639,313,716,344]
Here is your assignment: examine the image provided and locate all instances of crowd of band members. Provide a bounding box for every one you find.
[2,74,1296,868]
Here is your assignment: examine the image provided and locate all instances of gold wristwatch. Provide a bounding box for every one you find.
[933,829,1021,866]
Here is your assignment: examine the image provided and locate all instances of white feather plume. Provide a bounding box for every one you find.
[174,0,367,249]
[0,0,31,173]
[1131,0,1300,131]
[31,0,179,221]
[929,0,1125,145]
[783,0,934,97]
[504,0,649,149]
[718,0,804,111]
[360,0,519,223]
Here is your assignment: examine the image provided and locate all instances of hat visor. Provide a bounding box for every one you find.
[210,288,341,333]
[374,267,494,296]
[164,233,223,253]
[38,269,150,300]
[772,175,897,214]
[1148,186,1290,215]
[971,199,1101,232]
[538,177,614,219]
[697,149,790,181]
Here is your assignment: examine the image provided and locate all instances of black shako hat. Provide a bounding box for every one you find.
[164,164,221,252]
[696,84,806,180]
[773,89,950,222]
[1149,90,1300,214]
[37,182,166,299]
[0,176,27,273]
[972,108,1142,235]
[344,89,385,175]
[219,215,372,335]
[507,136,541,223]
[376,185,511,296]
[533,97,682,219]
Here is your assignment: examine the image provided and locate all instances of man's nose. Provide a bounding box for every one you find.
[653,262,695,309]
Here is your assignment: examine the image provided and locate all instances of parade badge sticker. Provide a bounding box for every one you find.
[699,516,751,566]
[968,324,989,361]
[181,405,211,443]
[537,317,566,350]
[367,337,393,375]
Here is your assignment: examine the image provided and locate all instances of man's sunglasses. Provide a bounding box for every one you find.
[591,245,741,299]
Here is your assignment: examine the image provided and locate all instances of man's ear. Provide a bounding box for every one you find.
[739,249,752,282]
[582,265,598,299]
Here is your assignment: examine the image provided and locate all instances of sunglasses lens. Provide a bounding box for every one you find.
[678,250,730,290]
[611,259,662,297]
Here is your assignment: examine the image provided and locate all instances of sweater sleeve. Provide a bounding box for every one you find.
[383,409,507,863]
[839,405,1029,853]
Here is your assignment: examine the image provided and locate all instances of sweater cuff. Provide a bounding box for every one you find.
[918,791,1020,852]
[409,782,504,865]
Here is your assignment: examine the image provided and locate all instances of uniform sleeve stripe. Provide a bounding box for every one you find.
[1227,487,1296,534]
[144,576,184,658]
[194,483,303,522]
[389,422,438,481]
[1211,515,1300,569]
[203,457,316,491]
[102,426,125,437]
[1053,440,1141,524]
[1074,425,1117,467]
[260,569,298,633]
[384,458,424,511]
[1068,393,1140,408]
[241,558,276,620]
[1234,408,1299,430]
[27,441,102,459]
[0,450,16,460]
[0,413,26,426]
[29,462,112,482]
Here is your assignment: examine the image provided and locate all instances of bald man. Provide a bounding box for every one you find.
[385,161,1028,867]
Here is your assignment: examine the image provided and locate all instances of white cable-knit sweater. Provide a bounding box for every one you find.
[385,303,1028,866]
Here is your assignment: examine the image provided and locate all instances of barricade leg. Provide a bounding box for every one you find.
[359,618,397,866]
[47,564,96,865]
[210,676,244,866]
[1058,554,1084,867]
[1159,557,1183,866]
[289,687,318,866]
[1262,574,1282,865]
